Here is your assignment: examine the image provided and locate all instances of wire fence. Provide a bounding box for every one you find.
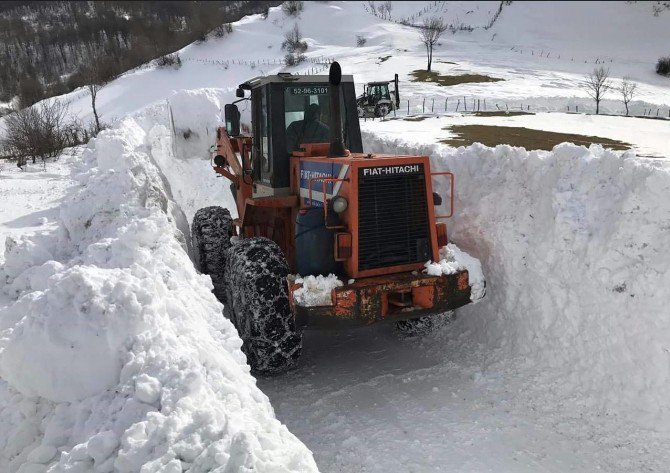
[361,95,670,121]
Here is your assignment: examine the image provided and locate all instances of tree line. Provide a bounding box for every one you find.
[0,1,280,108]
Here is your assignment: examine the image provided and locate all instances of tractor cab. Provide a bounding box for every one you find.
[363,82,392,104]
[225,74,362,197]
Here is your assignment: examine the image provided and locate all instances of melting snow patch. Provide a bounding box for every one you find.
[293,274,344,306]
[424,243,486,302]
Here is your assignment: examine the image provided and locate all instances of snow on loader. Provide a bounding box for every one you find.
[192,62,483,374]
[356,73,400,118]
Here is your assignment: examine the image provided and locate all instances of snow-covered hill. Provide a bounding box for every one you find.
[2,2,670,472]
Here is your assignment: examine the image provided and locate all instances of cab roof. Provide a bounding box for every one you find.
[239,73,356,90]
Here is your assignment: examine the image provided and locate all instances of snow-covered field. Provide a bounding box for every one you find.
[2,1,670,472]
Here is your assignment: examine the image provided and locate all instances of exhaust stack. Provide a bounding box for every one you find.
[328,62,347,158]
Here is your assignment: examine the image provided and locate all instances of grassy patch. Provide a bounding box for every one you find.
[403,116,430,122]
[469,111,535,117]
[378,55,391,63]
[436,60,457,65]
[440,125,630,151]
[411,69,503,87]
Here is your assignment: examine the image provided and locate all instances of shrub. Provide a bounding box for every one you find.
[282,1,304,17]
[356,35,367,47]
[213,23,233,38]
[281,24,308,53]
[155,53,182,69]
[1,100,82,165]
[284,53,306,66]
[656,56,670,76]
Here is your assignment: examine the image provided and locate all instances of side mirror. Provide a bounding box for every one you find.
[224,104,240,136]
[236,88,245,98]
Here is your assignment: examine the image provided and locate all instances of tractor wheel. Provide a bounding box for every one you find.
[375,103,390,117]
[192,206,234,304]
[394,311,454,338]
[224,237,302,374]
[357,106,366,118]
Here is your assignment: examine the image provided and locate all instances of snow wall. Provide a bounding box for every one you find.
[365,131,670,431]
[0,91,317,472]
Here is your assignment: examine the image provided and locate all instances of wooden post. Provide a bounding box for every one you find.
[576,105,578,113]
[483,99,486,111]
[423,98,426,113]
[456,99,460,111]
[477,99,480,111]
[432,98,435,112]
[407,100,410,115]
[445,98,448,111]
[464,96,467,111]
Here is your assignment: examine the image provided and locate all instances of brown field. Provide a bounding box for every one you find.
[440,125,631,151]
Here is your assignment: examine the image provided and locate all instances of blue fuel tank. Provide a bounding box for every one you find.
[295,208,338,276]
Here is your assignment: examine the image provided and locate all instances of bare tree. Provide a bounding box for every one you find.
[619,77,637,116]
[419,17,447,72]
[83,60,108,133]
[583,66,612,115]
[1,100,78,167]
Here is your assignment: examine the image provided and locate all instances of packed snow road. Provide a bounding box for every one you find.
[260,323,668,473]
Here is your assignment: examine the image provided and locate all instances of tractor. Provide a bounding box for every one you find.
[356,74,400,118]
[192,62,482,374]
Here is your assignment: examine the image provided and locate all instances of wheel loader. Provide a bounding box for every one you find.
[192,62,484,374]
[356,74,399,118]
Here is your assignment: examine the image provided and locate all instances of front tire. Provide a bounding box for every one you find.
[394,311,454,338]
[375,103,390,117]
[192,206,234,303]
[224,237,302,374]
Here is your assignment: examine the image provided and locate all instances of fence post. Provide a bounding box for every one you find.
[445,98,448,111]
[477,99,480,111]
[422,98,425,113]
[483,99,486,111]
[464,96,467,111]
[576,105,579,113]
[408,100,410,115]
[456,99,460,111]
[431,98,434,112]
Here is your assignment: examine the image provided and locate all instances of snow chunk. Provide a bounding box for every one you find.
[293,274,344,306]
[424,244,486,302]
[134,374,161,405]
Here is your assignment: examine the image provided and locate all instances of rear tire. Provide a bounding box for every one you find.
[394,311,454,338]
[224,237,302,374]
[192,206,233,303]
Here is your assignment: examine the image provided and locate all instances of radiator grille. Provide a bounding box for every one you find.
[358,165,431,271]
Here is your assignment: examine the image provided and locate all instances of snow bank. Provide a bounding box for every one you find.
[0,103,317,471]
[365,131,670,431]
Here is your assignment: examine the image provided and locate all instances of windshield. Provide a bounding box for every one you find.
[284,85,332,153]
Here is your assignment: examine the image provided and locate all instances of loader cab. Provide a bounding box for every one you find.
[364,82,392,105]
[235,74,363,196]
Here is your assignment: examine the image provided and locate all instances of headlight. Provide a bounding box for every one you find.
[331,196,348,213]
